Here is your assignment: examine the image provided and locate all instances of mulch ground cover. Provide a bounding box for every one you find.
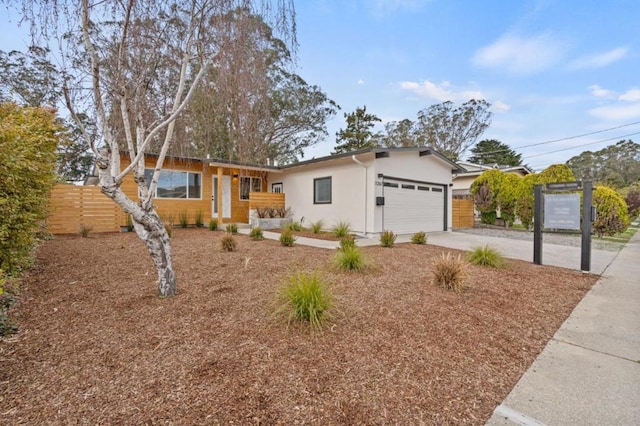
[0,229,598,424]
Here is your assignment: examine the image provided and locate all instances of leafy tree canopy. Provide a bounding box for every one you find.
[333,105,381,154]
[467,139,522,166]
[566,140,640,188]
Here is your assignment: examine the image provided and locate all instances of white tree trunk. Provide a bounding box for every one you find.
[96,156,176,297]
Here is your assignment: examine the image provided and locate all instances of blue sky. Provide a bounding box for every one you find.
[2,1,640,171]
[294,0,640,169]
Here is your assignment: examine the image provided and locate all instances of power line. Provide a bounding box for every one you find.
[471,120,640,158]
[522,131,640,159]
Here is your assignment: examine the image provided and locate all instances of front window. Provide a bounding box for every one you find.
[144,169,201,199]
[314,177,332,204]
[240,176,262,201]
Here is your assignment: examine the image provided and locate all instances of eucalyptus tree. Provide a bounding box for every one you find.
[7,0,296,296]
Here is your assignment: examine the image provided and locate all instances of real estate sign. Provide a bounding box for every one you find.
[543,193,581,230]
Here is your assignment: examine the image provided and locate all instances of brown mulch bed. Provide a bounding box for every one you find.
[0,229,598,424]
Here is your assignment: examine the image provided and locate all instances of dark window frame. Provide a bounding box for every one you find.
[240,176,262,201]
[313,176,332,204]
[144,168,202,200]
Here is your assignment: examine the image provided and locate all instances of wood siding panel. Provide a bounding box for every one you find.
[249,192,285,210]
[452,199,474,229]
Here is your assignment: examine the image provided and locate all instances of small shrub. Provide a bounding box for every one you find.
[379,230,396,248]
[411,231,427,245]
[249,227,264,240]
[433,252,467,292]
[334,245,368,271]
[467,245,505,268]
[275,271,333,332]
[279,229,296,246]
[339,234,356,251]
[480,211,497,225]
[79,224,93,238]
[221,235,237,252]
[178,211,189,228]
[226,223,238,234]
[0,272,18,336]
[274,206,291,218]
[310,220,324,234]
[255,206,270,218]
[164,222,173,238]
[332,221,351,238]
[208,219,218,231]
[284,221,304,232]
[194,210,204,228]
[126,215,134,232]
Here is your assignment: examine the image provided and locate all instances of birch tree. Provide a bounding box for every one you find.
[8,0,296,296]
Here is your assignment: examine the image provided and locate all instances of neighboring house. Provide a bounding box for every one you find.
[88,148,462,235]
[452,161,532,198]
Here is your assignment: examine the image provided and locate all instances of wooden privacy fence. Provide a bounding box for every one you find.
[48,184,124,234]
[452,199,474,229]
[249,192,285,210]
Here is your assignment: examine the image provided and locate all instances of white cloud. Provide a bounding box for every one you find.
[619,88,640,102]
[588,103,640,121]
[399,80,484,102]
[357,79,365,85]
[588,84,615,98]
[472,32,566,75]
[492,100,511,112]
[569,47,629,70]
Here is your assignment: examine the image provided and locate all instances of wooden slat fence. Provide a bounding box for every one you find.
[249,192,285,210]
[48,184,124,234]
[452,199,474,229]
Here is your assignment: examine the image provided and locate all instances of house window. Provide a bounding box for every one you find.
[272,183,283,193]
[240,176,262,201]
[314,177,332,204]
[144,169,201,199]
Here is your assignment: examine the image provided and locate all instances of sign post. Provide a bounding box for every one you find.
[581,181,593,272]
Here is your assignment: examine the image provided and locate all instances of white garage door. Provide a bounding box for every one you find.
[383,179,445,233]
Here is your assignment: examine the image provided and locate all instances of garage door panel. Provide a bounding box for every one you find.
[383,181,444,233]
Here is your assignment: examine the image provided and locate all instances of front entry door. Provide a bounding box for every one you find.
[212,175,231,218]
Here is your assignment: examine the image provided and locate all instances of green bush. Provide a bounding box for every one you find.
[624,185,640,217]
[249,226,264,240]
[208,219,218,231]
[480,211,497,225]
[339,234,356,251]
[0,103,59,273]
[593,186,630,237]
[411,231,427,245]
[78,223,93,238]
[178,211,189,228]
[279,229,296,247]
[379,230,397,248]
[221,235,237,252]
[332,221,351,238]
[194,210,204,228]
[0,272,18,336]
[284,221,304,232]
[334,245,368,271]
[225,223,238,234]
[467,245,505,268]
[433,253,467,292]
[275,271,333,332]
[310,220,324,234]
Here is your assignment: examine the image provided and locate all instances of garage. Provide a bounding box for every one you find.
[382,178,446,234]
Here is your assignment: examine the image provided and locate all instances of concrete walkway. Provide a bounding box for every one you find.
[487,226,640,425]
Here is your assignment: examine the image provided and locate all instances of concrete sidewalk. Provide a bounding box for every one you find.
[487,227,640,425]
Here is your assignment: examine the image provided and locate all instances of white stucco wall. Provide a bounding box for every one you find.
[276,155,375,234]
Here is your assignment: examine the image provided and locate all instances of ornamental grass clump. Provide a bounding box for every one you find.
[310,220,324,234]
[332,221,351,238]
[284,221,304,232]
[225,223,238,234]
[221,235,237,252]
[249,227,264,240]
[379,230,396,248]
[194,210,204,228]
[78,224,93,238]
[467,245,505,268]
[208,219,218,231]
[334,245,368,272]
[279,229,296,246]
[275,271,333,332]
[433,252,467,292]
[411,231,427,245]
[178,211,189,228]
